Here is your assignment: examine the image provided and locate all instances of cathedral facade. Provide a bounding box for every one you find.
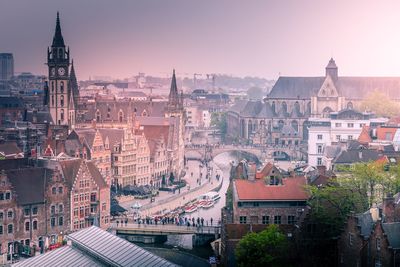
[227,58,400,147]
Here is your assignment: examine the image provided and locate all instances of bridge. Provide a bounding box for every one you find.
[185,145,305,161]
[111,223,220,236]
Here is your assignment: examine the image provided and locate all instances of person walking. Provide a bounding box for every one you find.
[210,217,213,226]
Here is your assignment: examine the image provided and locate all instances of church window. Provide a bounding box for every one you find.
[58,48,63,59]
[281,102,287,113]
[278,120,284,130]
[321,90,326,95]
[51,81,54,92]
[271,101,276,113]
[119,111,123,123]
[60,82,64,93]
[60,95,64,107]
[347,102,353,109]
[51,96,54,106]
[60,109,64,121]
[291,120,298,132]
[96,110,101,122]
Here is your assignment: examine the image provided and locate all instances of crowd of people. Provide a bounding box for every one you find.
[115,216,221,228]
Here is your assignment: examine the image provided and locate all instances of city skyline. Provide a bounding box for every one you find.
[2,0,400,80]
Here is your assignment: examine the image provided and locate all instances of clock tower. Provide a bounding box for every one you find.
[47,12,75,129]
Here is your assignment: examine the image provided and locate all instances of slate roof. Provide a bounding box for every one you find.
[228,100,277,118]
[86,161,107,189]
[79,100,167,122]
[268,77,325,99]
[7,168,50,205]
[98,128,124,146]
[356,210,375,239]
[68,226,177,266]
[334,149,380,164]
[234,176,308,201]
[268,76,400,100]
[59,159,82,188]
[0,96,25,108]
[324,145,342,158]
[0,142,22,155]
[382,223,400,249]
[25,110,53,124]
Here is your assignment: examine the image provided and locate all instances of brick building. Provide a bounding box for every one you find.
[221,161,309,266]
[65,129,112,185]
[338,196,400,267]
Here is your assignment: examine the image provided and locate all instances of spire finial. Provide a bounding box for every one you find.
[173,69,175,75]
[52,11,65,47]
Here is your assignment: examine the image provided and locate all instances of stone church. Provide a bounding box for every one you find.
[227,58,400,145]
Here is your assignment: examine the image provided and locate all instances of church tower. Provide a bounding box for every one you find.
[47,12,74,129]
[165,69,185,175]
[325,58,338,81]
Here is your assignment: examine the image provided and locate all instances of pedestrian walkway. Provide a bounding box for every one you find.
[119,160,223,218]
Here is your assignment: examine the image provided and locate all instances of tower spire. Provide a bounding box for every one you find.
[52,11,65,47]
[168,69,179,108]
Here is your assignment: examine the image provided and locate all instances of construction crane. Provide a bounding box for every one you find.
[193,73,202,89]
[206,74,216,92]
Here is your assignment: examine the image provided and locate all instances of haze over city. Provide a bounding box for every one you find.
[3,1,400,266]
[2,0,400,79]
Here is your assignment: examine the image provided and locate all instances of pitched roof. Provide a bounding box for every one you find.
[355,210,376,239]
[376,127,399,141]
[234,176,308,201]
[68,226,177,266]
[0,142,22,156]
[59,159,82,188]
[256,162,275,179]
[382,223,400,249]
[86,161,107,189]
[13,245,102,267]
[98,128,124,146]
[334,149,380,164]
[358,125,372,144]
[268,76,400,100]
[7,168,49,205]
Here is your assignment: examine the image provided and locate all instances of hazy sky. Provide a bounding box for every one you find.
[2,0,400,80]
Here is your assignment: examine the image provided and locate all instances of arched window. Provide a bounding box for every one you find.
[119,111,123,123]
[96,110,101,122]
[271,101,276,113]
[32,220,37,230]
[322,106,333,117]
[60,109,64,121]
[278,120,284,130]
[51,81,54,92]
[307,102,311,114]
[294,101,300,112]
[281,102,287,114]
[25,221,30,231]
[52,187,56,194]
[60,82,64,93]
[58,48,63,59]
[291,120,299,132]
[347,102,353,109]
[60,95,64,107]
[7,224,13,234]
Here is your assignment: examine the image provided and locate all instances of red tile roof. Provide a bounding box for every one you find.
[255,162,275,179]
[377,127,398,141]
[358,125,372,144]
[234,176,308,201]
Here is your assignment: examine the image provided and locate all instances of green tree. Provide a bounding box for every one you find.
[210,112,227,140]
[306,181,368,237]
[235,225,288,267]
[360,90,400,117]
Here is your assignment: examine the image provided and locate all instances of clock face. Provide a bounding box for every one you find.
[51,68,56,77]
[58,67,65,76]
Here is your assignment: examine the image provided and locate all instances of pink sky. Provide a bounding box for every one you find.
[1,0,400,79]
